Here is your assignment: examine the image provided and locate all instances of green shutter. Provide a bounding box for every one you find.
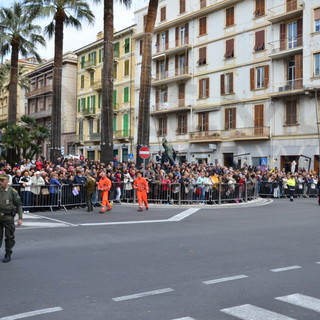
[98,93,101,108]
[81,56,85,69]
[92,95,96,113]
[78,99,81,112]
[81,98,86,111]
[113,115,117,132]
[113,90,117,109]
[125,38,130,53]
[114,42,119,57]
[124,87,129,103]
[123,114,129,136]
[87,96,90,109]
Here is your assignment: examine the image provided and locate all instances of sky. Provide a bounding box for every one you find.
[0,0,148,60]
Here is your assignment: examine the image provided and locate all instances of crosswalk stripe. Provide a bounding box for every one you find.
[220,304,297,320]
[270,266,301,272]
[203,274,248,285]
[275,293,320,313]
[171,318,195,320]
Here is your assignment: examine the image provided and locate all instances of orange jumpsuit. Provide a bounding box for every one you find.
[97,176,112,212]
[133,177,149,210]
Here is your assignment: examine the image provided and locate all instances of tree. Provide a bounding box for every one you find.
[0,62,30,92]
[0,2,45,124]
[136,0,159,167]
[0,116,50,163]
[24,0,99,162]
[100,0,131,164]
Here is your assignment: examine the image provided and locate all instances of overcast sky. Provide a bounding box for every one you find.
[0,0,148,60]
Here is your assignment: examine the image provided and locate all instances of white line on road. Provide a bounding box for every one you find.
[276,293,320,313]
[168,208,200,221]
[270,266,302,272]
[112,288,174,302]
[316,262,320,264]
[221,304,297,320]
[0,307,63,320]
[171,318,195,320]
[21,222,68,228]
[25,213,78,226]
[203,274,248,285]
[80,219,168,226]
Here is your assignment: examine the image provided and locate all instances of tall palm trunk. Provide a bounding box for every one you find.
[50,12,64,161]
[8,39,19,124]
[100,0,114,164]
[137,0,159,167]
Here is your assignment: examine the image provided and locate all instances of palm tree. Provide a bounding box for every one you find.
[0,62,30,92]
[0,2,45,124]
[24,0,99,162]
[137,0,159,167]
[100,0,131,164]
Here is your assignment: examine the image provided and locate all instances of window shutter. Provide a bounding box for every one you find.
[78,99,81,112]
[198,113,202,130]
[200,0,206,9]
[164,87,168,102]
[225,109,229,130]
[297,18,303,46]
[286,0,297,12]
[315,8,320,20]
[225,39,234,58]
[226,7,234,27]
[175,55,179,76]
[139,39,143,56]
[156,34,160,52]
[185,23,189,43]
[160,7,166,21]
[232,108,236,129]
[185,52,189,69]
[113,90,117,109]
[204,112,209,131]
[250,68,255,90]
[264,65,269,88]
[229,73,233,93]
[92,95,96,111]
[165,59,169,71]
[87,96,90,109]
[280,24,286,50]
[199,17,206,35]
[165,30,169,50]
[199,79,203,98]
[180,0,186,14]
[113,116,117,132]
[156,89,159,103]
[143,15,147,31]
[220,74,225,95]
[175,27,179,46]
[124,87,129,102]
[260,0,265,15]
[254,30,265,51]
[254,104,264,128]
[156,61,159,75]
[295,54,303,88]
[98,93,101,108]
[199,47,206,65]
[205,78,210,97]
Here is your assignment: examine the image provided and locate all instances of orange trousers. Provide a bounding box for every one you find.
[137,191,148,209]
[101,191,111,209]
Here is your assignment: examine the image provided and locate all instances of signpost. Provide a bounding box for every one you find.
[139,146,150,176]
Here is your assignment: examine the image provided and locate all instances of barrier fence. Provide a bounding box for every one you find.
[10,180,317,212]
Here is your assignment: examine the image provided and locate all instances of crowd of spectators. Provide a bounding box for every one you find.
[0,155,318,212]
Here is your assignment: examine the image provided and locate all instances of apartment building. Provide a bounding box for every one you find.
[74,25,136,161]
[0,58,38,124]
[134,0,320,171]
[25,52,77,158]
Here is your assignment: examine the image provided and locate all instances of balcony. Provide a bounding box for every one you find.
[92,81,102,91]
[268,0,304,24]
[151,100,192,115]
[270,79,304,98]
[26,84,53,98]
[114,130,130,141]
[28,108,52,119]
[268,37,302,59]
[189,127,270,142]
[75,135,84,143]
[152,67,192,86]
[82,108,96,117]
[83,59,96,70]
[89,133,101,141]
[153,39,192,59]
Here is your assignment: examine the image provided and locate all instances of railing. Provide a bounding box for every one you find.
[153,99,190,111]
[83,59,96,69]
[26,84,53,97]
[28,108,52,119]
[92,81,102,91]
[82,108,96,116]
[268,36,303,55]
[154,38,192,55]
[114,130,130,139]
[274,78,303,93]
[268,0,304,19]
[153,66,192,82]
[89,132,101,141]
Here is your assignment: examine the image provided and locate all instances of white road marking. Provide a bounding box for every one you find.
[0,307,63,320]
[171,318,195,320]
[168,208,200,221]
[80,220,167,226]
[203,274,248,285]
[276,293,320,313]
[26,213,77,226]
[20,222,68,228]
[316,262,320,264]
[221,304,297,320]
[270,266,302,272]
[112,288,174,302]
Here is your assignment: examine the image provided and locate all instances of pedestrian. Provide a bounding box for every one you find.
[133,172,149,212]
[84,173,96,212]
[0,173,23,263]
[287,175,296,202]
[97,171,112,213]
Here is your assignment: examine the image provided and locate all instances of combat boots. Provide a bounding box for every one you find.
[3,253,11,263]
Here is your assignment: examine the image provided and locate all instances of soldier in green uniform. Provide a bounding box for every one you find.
[0,173,23,263]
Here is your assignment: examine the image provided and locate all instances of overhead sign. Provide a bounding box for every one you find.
[139,146,150,159]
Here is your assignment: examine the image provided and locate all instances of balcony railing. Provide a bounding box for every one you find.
[114,130,130,139]
[89,133,101,141]
[82,108,96,116]
[154,39,192,57]
[270,78,304,97]
[27,108,52,119]
[83,59,96,69]
[92,81,102,91]
[152,67,192,85]
[268,36,302,58]
[153,99,191,112]
[26,84,53,97]
[268,0,304,23]
[189,127,270,141]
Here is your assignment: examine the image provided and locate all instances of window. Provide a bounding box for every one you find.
[113,90,117,109]
[114,42,120,57]
[139,39,143,56]
[98,93,102,109]
[254,0,265,17]
[156,59,168,79]
[90,71,94,86]
[113,115,117,132]
[177,114,187,135]
[97,118,101,133]
[158,117,167,136]
[124,87,129,103]
[199,78,209,99]
[175,24,189,46]
[224,39,234,59]
[280,19,302,50]
[315,53,320,76]
[155,86,168,109]
[89,119,94,135]
[124,38,130,54]
[98,48,104,63]
[178,83,185,107]
[199,17,207,36]
[200,0,206,9]
[221,72,234,95]
[198,47,207,65]
[113,62,118,78]
[88,51,96,64]
[254,104,264,134]
[175,53,188,75]
[198,112,208,132]
[254,30,265,51]
[250,66,269,90]
[124,60,129,76]
[225,108,236,130]
[226,7,234,27]
[81,56,85,69]
[285,100,297,125]
[180,0,186,14]
[156,31,169,52]
[80,75,84,89]
[160,87,167,103]
[90,95,96,111]
[160,6,166,22]
[315,8,320,32]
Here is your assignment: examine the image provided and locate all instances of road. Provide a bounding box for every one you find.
[0,198,319,320]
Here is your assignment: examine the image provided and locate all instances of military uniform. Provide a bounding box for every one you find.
[0,173,23,263]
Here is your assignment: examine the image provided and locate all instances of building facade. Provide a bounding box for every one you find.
[25,52,77,158]
[74,25,136,161]
[134,0,320,171]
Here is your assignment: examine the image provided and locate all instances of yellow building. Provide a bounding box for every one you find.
[74,25,136,161]
[0,58,38,124]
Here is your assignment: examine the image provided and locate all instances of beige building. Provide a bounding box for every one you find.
[0,58,38,124]
[25,52,77,158]
[74,25,136,161]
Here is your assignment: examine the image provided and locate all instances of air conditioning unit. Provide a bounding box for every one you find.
[279,85,292,92]
[160,103,168,110]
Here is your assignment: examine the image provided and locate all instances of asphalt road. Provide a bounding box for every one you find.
[1,198,320,320]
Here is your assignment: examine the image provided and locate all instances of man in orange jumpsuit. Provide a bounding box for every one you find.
[97,172,112,213]
[133,172,149,212]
